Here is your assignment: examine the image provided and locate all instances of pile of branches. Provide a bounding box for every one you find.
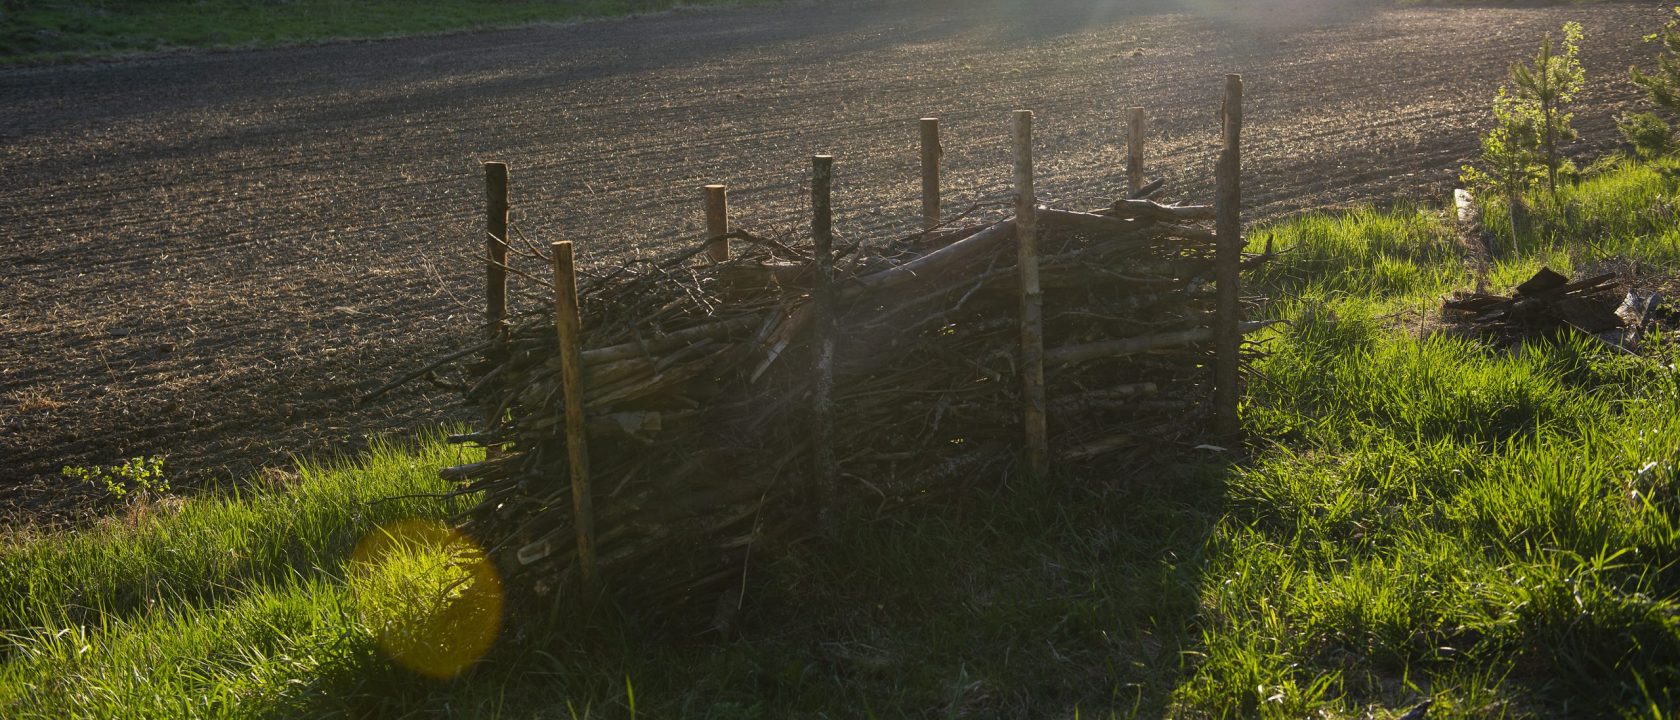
[1444,267,1625,341]
[428,190,1265,626]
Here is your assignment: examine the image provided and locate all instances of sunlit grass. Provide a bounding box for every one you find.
[349,518,503,681]
[1,577,356,718]
[1481,155,1680,267]
[0,436,475,637]
[1176,155,1680,717]
[1246,205,1465,302]
[1186,308,1680,716]
[0,434,486,718]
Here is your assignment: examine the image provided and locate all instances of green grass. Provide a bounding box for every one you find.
[0,0,771,65]
[1182,155,1680,718]
[1189,308,1680,717]
[1482,158,1680,268]
[0,435,486,718]
[3,157,1679,717]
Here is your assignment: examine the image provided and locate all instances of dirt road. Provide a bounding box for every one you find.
[0,0,1661,521]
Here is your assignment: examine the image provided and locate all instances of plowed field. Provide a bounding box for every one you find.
[0,0,1661,521]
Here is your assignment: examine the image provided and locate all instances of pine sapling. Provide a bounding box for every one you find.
[1623,6,1680,157]
[1632,7,1680,115]
[1462,87,1542,230]
[1509,21,1584,205]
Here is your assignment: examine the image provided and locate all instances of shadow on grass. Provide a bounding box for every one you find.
[277,450,1235,717]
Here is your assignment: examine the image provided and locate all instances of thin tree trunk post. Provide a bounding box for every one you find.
[1127,107,1145,196]
[549,240,596,588]
[485,163,510,335]
[484,162,511,451]
[920,117,941,232]
[810,156,838,503]
[1012,110,1049,480]
[1214,75,1244,436]
[705,184,730,262]
[1509,195,1529,243]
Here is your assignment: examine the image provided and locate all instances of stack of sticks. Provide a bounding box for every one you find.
[1444,267,1625,341]
[384,85,1263,628]
[421,185,1268,626]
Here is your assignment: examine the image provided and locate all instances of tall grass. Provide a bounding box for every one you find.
[1173,155,1680,718]
[0,435,481,718]
[0,436,474,636]
[1184,313,1680,716]
[1482,156,1680,267]
[1246,205,1465,301]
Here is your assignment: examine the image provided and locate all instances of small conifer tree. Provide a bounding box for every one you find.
[1509,21,1584,204]
[1623,6,1680,157]
[1462,21,1584,234]
[1632,7,1680,116]
[1462,88,1541,220]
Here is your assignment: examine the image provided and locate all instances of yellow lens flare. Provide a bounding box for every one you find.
[350,519,503,680]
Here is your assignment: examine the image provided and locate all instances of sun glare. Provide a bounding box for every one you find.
[350,519,504,680]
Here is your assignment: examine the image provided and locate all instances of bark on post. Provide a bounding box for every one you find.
[1214,75,1244,436]
[1012,110,1049,480]
[484,162,511,452]
[485,163,511,336]
[811,156,838,500]
[550,240,596,587]
[1127,107,1146,196]
[920,118,941,232]
[705,184,730,262]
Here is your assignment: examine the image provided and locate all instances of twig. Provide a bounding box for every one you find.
[361,341,493,403]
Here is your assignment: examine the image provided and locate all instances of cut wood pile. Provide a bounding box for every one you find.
[425,190,1265,626]
[1444,267,1648,344]
[1445,267,1623,338]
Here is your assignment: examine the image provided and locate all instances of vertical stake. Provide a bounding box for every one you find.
[1127,107,1146,196]
[549,240,596,587]
[811,156,838,503]
[705,184,730,262]
[484,162,511,453]
[485,163,510,335]
[1214,75,1244,436]
[1012,110,1049,480]
[920,118,941,232]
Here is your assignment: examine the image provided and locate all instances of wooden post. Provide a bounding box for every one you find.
[811,156,838,499]
[485,163,510,335]
[704,184,730,262]
[920,118,941,232]
[549,240,596,587]
[484,162,511,450]
[1012,110,1049,480]
[1127,107,1145,196]
[1214,75,1244,436]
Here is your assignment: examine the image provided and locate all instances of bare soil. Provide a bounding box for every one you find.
[0,0,1662,523]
